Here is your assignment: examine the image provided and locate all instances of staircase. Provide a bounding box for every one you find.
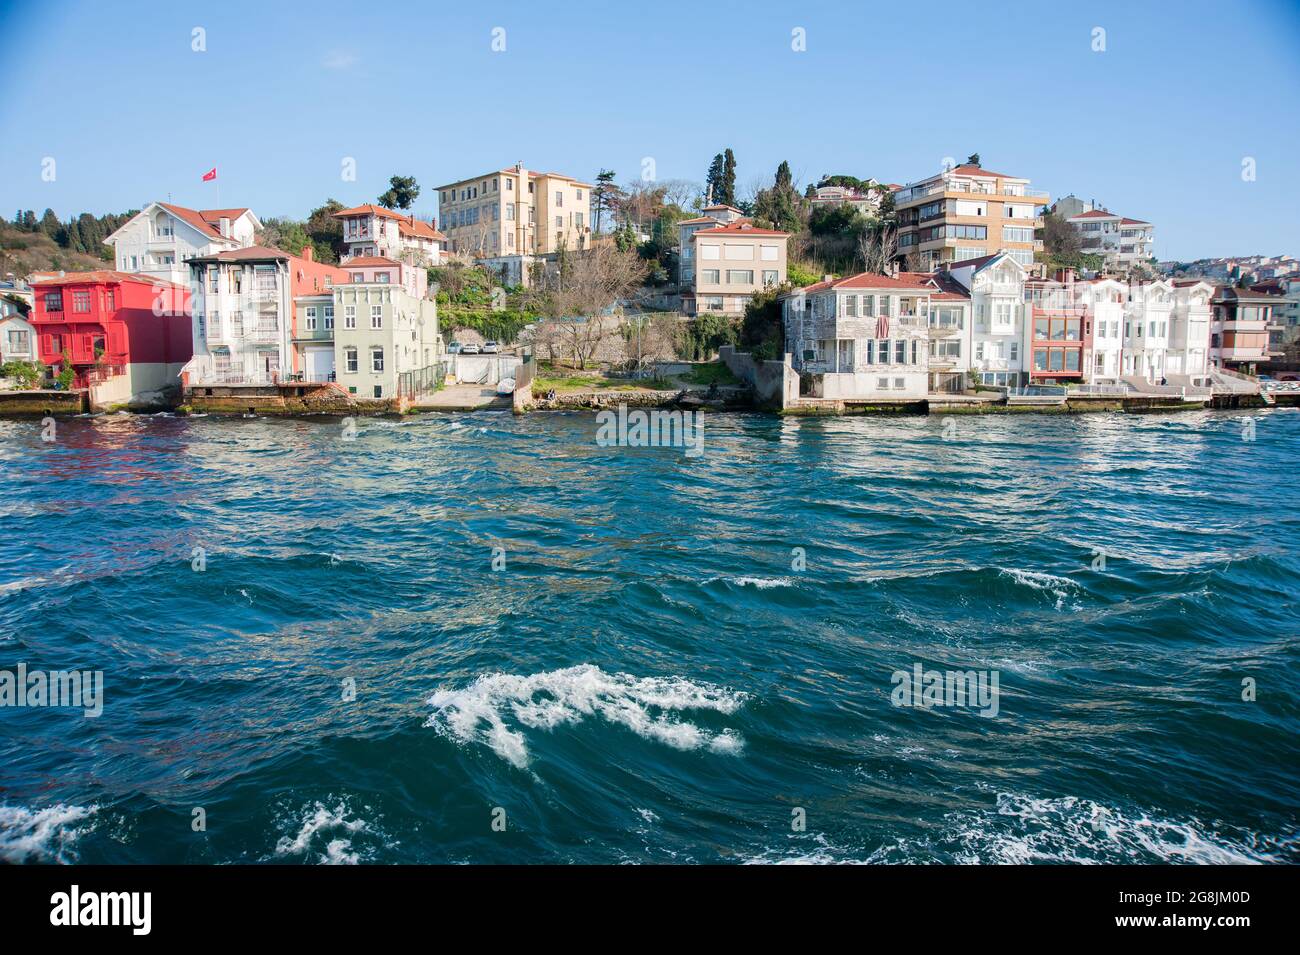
[1208,368,1261,396]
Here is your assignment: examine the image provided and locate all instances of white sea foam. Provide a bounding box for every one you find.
[871,791,1291,865]
[0,803,97,864]
[703,575,793,590]
[998,568,1080,610]
[272,800,377,865]
[425,664,748,769]
[732,576,794,589]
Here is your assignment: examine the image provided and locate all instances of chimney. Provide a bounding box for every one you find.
[823,274,833,283]
[219,216,231,238]
[301,245,314,262]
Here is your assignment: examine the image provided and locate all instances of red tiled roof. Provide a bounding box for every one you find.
[334,204,444,240]
[1119,217,1150,225]
[334,203,406,220]
[692,223,790,238]
[159,202,251,241]
[398,219,445,241]
[1070,209,1117,219]
[342,256,400,267]
[792,272,939,294]
[29,270,187,290]
[947,164,1020,180]
[189,245,290,263]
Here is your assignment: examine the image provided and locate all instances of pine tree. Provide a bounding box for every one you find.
[39,208,61,241]
[705,154,725,204]
[592,169,620,235]
[719,149,737,206]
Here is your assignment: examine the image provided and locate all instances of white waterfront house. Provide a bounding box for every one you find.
[1078,278,1126,384]
[1121,279,1175,382]
[105,202,260,286]
[1167,280,1214,385]
[947,252,1030,387]
[184,246,349,386]
[781,273,933,400]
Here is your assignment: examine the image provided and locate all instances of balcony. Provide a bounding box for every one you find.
[248,324,280,343]
[895,180,1049,205]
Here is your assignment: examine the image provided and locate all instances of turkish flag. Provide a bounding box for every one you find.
[201,167,217,182]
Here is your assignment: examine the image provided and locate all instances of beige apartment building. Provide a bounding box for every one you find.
[684,219,789,316]
[893,163,1048,271]
[437,162,592,284]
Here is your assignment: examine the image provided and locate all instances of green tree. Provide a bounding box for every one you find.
[305,200,346,263]
[56,350,75,389]
[817,174,870,191]
[592,169,621,236]
[0,360,44,389]
[378,175,420,210]
[738,285,786,360]
[705,153,725,204]
[752,160,804,234]
[39,209,62,244]
[807,204,863,237]
[719,148,737,206]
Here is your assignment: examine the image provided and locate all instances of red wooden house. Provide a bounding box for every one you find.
[30,271,191,405]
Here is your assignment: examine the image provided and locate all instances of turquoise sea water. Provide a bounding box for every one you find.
[0,408,1297,864]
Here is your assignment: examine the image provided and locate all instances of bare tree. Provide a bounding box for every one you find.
[617,181,670,235]
[525,245,649,367]
[659,179,702,213]
[858,222,898,274]
[738,175,766,213]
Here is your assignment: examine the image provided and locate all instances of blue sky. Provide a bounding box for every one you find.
[2,0,1297,261]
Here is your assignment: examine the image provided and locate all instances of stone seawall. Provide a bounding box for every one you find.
[531,388,750,411]
[0,390,87,416]
[183,384,400,416]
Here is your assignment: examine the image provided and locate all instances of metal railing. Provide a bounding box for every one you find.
[896,181,1050,203]
[396,362,448,399]
[1067,383,1128,397]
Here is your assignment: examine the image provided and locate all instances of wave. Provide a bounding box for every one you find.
[425,664,748,769]
[997,568,1080,610]
[875,791,1294,864]
[728,576,795,590]
[0,803,97,864]
[271,799,379,865]
[699,575,795,590]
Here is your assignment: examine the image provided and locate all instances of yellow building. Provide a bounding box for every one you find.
[893,163,1048,271]
[437,162,592,284]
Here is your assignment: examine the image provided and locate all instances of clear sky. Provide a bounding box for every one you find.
[2,0,1297,262]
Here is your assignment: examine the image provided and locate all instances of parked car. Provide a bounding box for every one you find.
[482,341,500,354]
[460,343,481,355]
[447,341,462,354]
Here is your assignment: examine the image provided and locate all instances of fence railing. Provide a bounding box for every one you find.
[396,362,448,399]
[1067,383,1128,397]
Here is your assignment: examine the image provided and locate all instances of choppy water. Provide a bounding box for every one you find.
[1,408,1297,864]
